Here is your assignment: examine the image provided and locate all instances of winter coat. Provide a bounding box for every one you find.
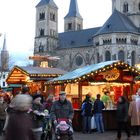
[50,99,74,121]
[31,103,44,129]
[0,102,7,120]
[43,100,53,113]
[5,110,36,140]
[93,99,105,114]
[81,100,93,116]
[128,100,140,126]
[116,101,129,122]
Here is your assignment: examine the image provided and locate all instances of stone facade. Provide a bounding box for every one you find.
[34,0,140,71]
[112,0,140,28]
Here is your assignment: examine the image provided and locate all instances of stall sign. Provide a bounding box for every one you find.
[122,76,133,82]
[100,68,120,81]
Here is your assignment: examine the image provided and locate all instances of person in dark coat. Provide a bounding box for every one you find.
[43,94,54,113]
[94,94,105,133]
[81,94,93,133]
[115,96,131,140]
[0,96,7,135]
[50,91,74,125]
[31,94,44,140]
[5,94,36,140]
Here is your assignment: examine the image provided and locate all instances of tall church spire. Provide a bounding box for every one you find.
[64,0,83,32]
[2,34,7,51]
[64,0,82,19]
[1,34,9,71]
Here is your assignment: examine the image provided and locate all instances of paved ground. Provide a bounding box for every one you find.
[74,131,140,140]
[0,131,140,140]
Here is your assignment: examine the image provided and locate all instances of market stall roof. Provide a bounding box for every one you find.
[46,60,139,85]
[18,66,66,75]
[6,66,66,84]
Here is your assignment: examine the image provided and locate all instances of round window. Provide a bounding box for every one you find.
[76,56,83,66]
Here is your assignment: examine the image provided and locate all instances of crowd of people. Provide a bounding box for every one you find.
[0,87,74,140]
[0,86,140,140]
[81,90,140,140]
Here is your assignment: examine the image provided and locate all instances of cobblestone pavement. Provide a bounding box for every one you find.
[0,131,140,140]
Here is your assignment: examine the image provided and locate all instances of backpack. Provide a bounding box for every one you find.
[83,101,93,116]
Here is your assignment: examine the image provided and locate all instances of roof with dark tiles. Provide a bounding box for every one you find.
[58,27,101,49]
[94,9,139,36]
[64,0,82,19]
[36,0,58,8]
[16,66,66,75]
[58,10,140,49]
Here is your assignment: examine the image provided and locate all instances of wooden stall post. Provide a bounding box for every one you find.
[72,82,83,131]
[78,82,82,108]
[61,84,65,91]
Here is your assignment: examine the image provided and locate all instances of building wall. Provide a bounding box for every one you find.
[64,17,83,32]
[112,0,140,28]
[0,72,8,88]
[34,1,140,71]
[55,32,140,71]
[34,5,58,66]
[93,32,140,65]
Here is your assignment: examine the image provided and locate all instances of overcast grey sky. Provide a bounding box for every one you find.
[0,0,112,58]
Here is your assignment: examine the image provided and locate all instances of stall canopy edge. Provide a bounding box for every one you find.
[45,60,139,85]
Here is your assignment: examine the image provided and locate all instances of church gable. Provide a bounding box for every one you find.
[94,9,139,36]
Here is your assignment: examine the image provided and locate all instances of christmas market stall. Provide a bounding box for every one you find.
[46,60,139,131]
[6,65,66,96]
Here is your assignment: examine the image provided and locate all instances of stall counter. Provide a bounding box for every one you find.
[72,109,117,131]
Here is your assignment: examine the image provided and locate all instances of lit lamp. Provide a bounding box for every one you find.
[110,91,114,96]
[26,76,30,82]
[135,64,140,70]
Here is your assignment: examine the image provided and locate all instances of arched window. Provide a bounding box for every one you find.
[40,29,44,36]
[50,13,55,21]
[139,3,140,11]
[105,51,111,61]
[39,43,44,52]
[75,55,83,66]
[39,12,45,20]
[131,51,136,66]
[118,50,125,61]
[123,2,128,13]
[97,53,100,63]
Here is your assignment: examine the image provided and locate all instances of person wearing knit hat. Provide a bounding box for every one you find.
[50,91,74,125]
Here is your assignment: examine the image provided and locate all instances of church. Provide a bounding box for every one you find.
[33,0,140,71]
[0,35,9,87]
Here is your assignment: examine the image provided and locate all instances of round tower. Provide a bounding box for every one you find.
[112,0,140,28]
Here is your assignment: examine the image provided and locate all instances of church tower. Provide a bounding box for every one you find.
[34,0,58,66]
[1,35,9,71]
[64,0,83,32]
[112,0,140,28]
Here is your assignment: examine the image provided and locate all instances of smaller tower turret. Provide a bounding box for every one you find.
[64,0,83,32]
